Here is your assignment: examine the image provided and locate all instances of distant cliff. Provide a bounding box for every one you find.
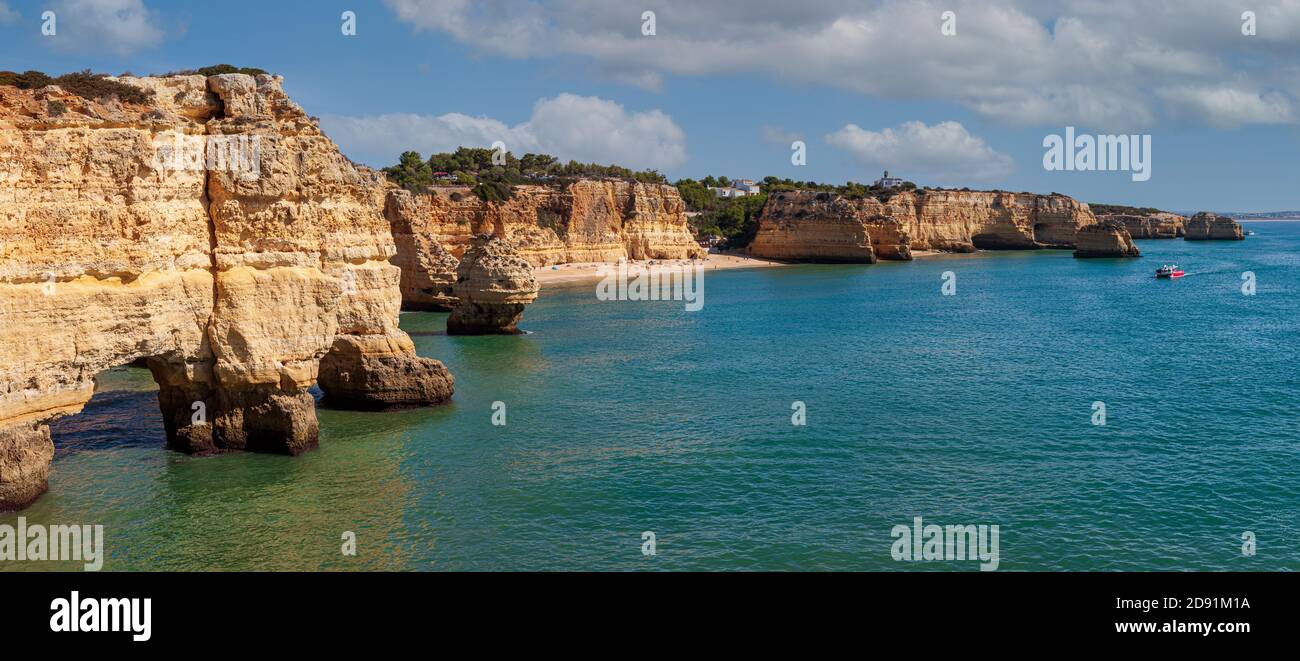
[749,189,1099,261]
[1096,212,1186,238]
[1184,212,1244,240]
[387,180,705,309]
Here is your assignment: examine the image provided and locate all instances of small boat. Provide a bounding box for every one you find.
[1155,264,1185,278]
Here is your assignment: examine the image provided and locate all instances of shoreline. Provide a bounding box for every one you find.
[532,253,788,285]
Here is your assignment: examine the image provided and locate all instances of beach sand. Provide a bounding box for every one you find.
[533,253,788,285]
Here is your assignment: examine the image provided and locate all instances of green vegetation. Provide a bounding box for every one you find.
[46,100,66,117]
[0,69,153,104]
[1089,203,1165,216]
[382,147,669,200]
[675,175,919,248]
[158,64,270,77]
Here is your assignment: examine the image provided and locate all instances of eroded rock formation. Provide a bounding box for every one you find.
[387,180,705,309]
[1074,219,1141,258]
[749,189,1095,260]
[744,190,910,262]
[0,72,452,509]
[1184,212,1244,240]
[1099,212,1185,239]
[448,234,539,335]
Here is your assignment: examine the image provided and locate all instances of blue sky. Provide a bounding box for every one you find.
[2,0,1299,211]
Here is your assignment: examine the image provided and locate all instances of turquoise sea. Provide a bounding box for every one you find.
[5,222,1299,571]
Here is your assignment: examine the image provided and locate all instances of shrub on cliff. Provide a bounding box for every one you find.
[1089,203,1165,216]
[0,69,153,104]
[472,178,514,203]
[158,64,270,77]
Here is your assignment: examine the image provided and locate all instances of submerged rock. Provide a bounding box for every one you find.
[448,234,540,335]
[1073,220,1141,258]
[1184,212,1244,240]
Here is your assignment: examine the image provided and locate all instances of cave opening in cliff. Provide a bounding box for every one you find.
[47,363,167,459]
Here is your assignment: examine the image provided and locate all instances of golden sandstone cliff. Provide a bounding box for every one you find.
[749,189,1135,261]
[1098,212,1186,239]
[1184,212,1245,240]
[0,73,451,510]
[387,180,705,310]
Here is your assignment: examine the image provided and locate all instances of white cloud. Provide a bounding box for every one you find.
[382,0,1300,129]
[0,3,19,24]
[46,0,164,55]
[321,94,687,171]
[761,125,803,146]
[825,121,1014,183]
[1156,86,1296,128]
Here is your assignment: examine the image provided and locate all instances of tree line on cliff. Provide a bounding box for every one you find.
[382,148,669,202]
[675,176,918,248]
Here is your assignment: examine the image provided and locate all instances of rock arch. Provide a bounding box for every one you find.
[1,72,451,510]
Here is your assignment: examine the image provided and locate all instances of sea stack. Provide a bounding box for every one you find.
[1073,220,1141,258]
[448,234,540,335]
[1184,212,1244,240]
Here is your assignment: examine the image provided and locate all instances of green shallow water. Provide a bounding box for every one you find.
[5,222,1299,571]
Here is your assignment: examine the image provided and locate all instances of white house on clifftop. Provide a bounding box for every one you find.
[709,179,761,198]
[874,171,904,189]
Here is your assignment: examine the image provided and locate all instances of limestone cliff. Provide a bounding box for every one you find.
[1074,219,1141,258]
[1099,212,1185,239]
[0,72,451,509]
[387,180,705,309]
[447,234,539,335]
[1184,212,1244,240]
[750,189,1096,260]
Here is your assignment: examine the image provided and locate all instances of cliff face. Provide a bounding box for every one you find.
[0,73,451,509]
[744,190,910,262]
[750,189,1095,260]
[1100,212,1185,238]
[1074,219,1141,258]
[388,180,705,309]
[1184,212,1244,240]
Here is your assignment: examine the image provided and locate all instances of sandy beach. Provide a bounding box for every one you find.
[533,253,789,285]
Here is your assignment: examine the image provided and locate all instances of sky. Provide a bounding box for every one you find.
[2,0,1299,212]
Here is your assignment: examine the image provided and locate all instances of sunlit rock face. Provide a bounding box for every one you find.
[1099,212,1185,239]
[1073,219,1142,258]
[386,180,705,310]
[447,234,540,335]
[749,189,1097,261]
[0,72,451,509]
[1183,212,1244,241]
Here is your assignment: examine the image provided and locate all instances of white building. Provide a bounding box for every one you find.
[709,178,762,198]
[874,170,905,189]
